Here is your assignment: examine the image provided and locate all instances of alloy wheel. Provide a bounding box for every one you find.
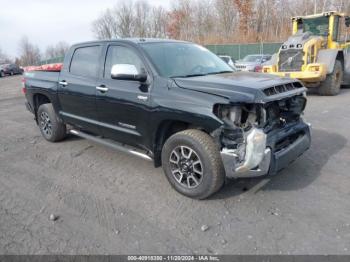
[169,145,203,188]
[40,111,52,137]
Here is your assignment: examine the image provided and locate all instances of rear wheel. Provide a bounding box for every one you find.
[37,103,66,142]
[319,60,343,96]
[161,129,225,199]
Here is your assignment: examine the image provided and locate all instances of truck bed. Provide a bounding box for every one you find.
[24,71,60,91]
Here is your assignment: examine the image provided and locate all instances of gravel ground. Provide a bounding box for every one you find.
[0,75,349,255]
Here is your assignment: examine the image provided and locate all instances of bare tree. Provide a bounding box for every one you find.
[18,36,41,66]
[45,41,70,60]
[134,1,150,37]
[92,8,119,39]
[92,0,168,39]
[0,48,11,63]
[92,0,350,44]
[114,1,135,37]
[149,6,167,38]
[215,0,237,37]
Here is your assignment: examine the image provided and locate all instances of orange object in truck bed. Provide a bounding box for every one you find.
[24,63,63,72]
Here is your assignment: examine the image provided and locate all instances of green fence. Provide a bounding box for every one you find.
[206,42,282,60]
[39,56,64,65]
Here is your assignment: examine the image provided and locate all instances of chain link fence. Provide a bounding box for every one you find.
[39,56,64,65]
[206,42,282,60]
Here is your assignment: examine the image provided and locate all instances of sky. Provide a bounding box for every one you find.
[0,0,170,58]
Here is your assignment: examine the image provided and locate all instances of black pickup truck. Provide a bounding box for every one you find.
[24,38,311,199]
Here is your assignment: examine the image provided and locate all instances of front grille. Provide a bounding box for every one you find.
[263,95,306,133]
[263,82,303,96]
[278,49,304,72]
[236,65,246,69]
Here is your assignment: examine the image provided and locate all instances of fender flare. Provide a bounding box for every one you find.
[317,49,344,74]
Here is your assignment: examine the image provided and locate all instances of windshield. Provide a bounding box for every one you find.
[302,16,329,36]
[141,42,233,78]
[242,55,262,62]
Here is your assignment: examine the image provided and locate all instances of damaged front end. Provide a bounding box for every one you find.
[213,94,311,178]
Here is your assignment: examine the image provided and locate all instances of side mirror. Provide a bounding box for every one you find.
[111,64,147,82]
[345,17,350,27]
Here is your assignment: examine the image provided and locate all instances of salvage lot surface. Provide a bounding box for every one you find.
[0,75,350,254]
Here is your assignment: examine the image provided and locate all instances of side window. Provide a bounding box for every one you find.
[104,45,145,79]
[70,46,101,77]
[338,16,347,43]
[332,16,340,42]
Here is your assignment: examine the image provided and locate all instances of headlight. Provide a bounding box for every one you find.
[214,105,242,125]
[214,104,259,128]
[229,106,242,124]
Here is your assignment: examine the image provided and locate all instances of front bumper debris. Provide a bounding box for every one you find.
[221,121,311,178]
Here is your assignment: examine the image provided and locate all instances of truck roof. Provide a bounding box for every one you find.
[72,38,188,47]
[292,11,347,20]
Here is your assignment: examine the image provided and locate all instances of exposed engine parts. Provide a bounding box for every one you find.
[214,94,307,152]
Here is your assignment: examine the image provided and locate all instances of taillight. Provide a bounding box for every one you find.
[254,65,262,72]
[21,78,26,94]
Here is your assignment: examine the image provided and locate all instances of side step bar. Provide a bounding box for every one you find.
[69,129,153,161]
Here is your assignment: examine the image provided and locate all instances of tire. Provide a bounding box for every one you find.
[10,71,14,76]
[161,129,225,199]
[37,103,66,142]
[0,71,4,77]
[319,60,343,96]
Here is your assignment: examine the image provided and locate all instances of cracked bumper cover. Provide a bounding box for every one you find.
[221,121,311,178]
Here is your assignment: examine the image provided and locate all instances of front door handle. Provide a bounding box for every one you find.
[59,80,68,86]
[96,85,108,92]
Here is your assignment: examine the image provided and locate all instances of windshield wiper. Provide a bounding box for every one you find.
[207,70,233,75]
[171,73,208,78]
[171,70,233,78]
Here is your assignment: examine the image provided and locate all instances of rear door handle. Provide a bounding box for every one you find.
[59,80,68,86]
[96,85,108,92]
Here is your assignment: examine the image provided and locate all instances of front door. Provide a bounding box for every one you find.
[95,44,151,149]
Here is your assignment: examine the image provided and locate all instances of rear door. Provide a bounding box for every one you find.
[58,45,103,134]
[95,44,151,148]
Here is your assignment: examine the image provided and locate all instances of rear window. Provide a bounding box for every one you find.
[70,46,101,77]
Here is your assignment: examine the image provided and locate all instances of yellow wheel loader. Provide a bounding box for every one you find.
[263,11,350,95]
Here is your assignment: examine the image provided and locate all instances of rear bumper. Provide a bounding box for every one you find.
[221,121,311,178]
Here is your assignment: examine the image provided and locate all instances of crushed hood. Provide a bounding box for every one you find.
[174,71,306,103]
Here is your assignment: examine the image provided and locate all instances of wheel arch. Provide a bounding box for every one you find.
[317,49,344,73]
[152,119,212,167]
[33,93,52,123]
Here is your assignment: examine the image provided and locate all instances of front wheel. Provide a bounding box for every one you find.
[319,60,343,96]
[161,129,225,199]
[37,103,66,142]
